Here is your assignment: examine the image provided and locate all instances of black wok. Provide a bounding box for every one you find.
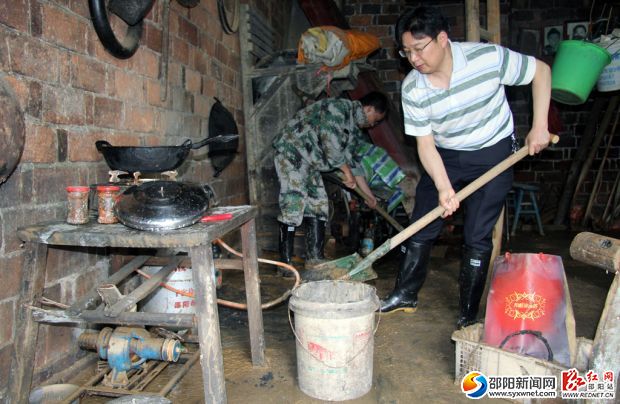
[96,134,238,173]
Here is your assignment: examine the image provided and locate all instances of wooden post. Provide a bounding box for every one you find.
[466,0,500,44]
[465,0,481,42]
[190,245,227,404]
[570,232,620,273]
[486,0,501,44]
[8,243,48,404]
[241,218,266,366]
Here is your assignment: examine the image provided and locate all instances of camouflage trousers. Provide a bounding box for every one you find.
[274,153,329,226]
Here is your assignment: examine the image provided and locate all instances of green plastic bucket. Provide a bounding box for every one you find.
[551,40,611,105]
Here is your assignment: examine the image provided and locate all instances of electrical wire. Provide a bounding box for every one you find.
[135,238,300,310]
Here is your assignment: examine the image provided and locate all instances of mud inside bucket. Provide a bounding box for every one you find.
[551,40,611,105]
[289,280,379,401]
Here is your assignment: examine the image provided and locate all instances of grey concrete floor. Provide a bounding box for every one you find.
[70,229,615,403]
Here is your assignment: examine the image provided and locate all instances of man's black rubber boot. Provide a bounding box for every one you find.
[304,217,327,269]
[457,245,492,329]
[277,222,296,277]
[379,240,432,314]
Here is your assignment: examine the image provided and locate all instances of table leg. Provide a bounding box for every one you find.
[8,243,48,404]
[240,218,265,366]
[190,245,226,404]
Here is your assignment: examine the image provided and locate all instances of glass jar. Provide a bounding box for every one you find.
[96,185,120,224]
[66,186,90,224]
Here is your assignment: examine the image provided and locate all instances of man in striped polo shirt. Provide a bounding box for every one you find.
[380,6,552,329]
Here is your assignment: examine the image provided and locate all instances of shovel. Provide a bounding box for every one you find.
[303,135,559,282]
[323,172,405,232]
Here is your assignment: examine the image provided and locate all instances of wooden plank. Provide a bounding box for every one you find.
[31,306,195,328]
[17,206,258,248]
[106,256,184,317]
[248,30,272,52]
[190,245,227,403]
[249,46,270,62]
[8,243,48,404]
[570,232,620,274]
[248,15,274,48]
[145,256,245,270]
[248,34,273,55]
[248,8,275,39]
[68,255,150,315]
[241,218,265,366]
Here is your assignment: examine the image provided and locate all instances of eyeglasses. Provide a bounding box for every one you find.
[398,37,434,58]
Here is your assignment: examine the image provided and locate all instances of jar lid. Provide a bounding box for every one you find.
[97,185,121,192]
[66,186,90,193]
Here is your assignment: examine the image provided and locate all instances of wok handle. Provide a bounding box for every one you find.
[96,140,112,151]
[190,134,239,149]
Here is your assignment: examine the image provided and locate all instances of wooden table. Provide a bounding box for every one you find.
[9,205,265,404]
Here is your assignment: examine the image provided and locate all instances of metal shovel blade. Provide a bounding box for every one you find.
[299,253,378,282]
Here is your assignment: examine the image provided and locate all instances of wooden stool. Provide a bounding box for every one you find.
[509,182,544,236]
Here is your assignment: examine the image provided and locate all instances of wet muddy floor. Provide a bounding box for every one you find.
[70,230,615,403]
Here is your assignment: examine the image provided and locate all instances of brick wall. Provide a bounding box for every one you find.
[0,0,289,397]
[344,0,620,226]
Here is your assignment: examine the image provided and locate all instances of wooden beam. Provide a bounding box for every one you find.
[30,307,195,329]
[190,244,227,403]
[487,0,501,44]
[241,218,265,366]
[105,256,184,317]
[570,232,620,274]
[465,0,481,42]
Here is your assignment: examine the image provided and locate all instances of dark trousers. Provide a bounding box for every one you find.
[410,136,514,251]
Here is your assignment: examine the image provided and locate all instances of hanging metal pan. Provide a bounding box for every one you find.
[208,98,239,177]
[0,78,25,186]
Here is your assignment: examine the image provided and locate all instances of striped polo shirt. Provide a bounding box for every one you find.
[402,41,536,150]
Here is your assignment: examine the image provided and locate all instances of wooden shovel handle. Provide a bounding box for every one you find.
[323,172,405,232]
[389,134,559,248]
[350,186,405,232]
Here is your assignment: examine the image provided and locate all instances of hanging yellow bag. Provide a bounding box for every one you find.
[297,26,380,70]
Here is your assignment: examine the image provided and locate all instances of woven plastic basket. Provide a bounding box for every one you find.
[452,323,592,384]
